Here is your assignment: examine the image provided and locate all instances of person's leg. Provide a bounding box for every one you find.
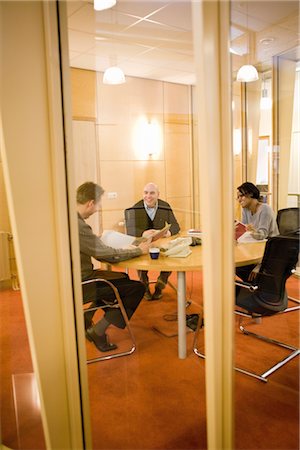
[82,270,129,330]
[87,278,145,352]
[152,271,171,300]
[101,278,145,327]
[236,264,256,282]
[138,270,151,299]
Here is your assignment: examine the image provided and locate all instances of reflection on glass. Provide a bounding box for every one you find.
[0,180,46,449]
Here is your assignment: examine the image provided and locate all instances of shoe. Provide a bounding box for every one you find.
[144,288,152,300]
[151,287,162,300]
[86,327,118,352]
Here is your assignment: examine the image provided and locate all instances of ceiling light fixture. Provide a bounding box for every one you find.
[94,0,116,11]
[103,66,126,85]
[236,3,259,83]
[237,64,259,82]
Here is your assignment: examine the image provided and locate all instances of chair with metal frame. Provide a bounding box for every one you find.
[276,207,300,309]
[193,235,300,382]
[82,278,136,364]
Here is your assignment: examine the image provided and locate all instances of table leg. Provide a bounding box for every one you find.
[177,271,186,359]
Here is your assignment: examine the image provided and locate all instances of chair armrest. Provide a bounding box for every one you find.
[82,278,122,302]
[235,280,259,292]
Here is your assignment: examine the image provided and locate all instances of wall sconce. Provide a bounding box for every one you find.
[133,117,162,159]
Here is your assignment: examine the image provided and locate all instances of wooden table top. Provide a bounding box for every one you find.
[114,237,266,272]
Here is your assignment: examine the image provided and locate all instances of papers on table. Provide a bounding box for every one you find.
[161,237,192,258]
[101,230,136,249]
[237,231,267,244]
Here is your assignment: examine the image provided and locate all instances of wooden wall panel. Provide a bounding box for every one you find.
[164,123,191,198]
[72,120,100,234]
[97,119,165,161]
[163,83,190,116]
[97,75,163,124]
[99,160,166,230]
[71,68,96,121]
[167,196,192,231]
[73,71,195,232]
[0,161,11,232]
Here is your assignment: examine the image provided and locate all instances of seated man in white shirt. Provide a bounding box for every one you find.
[125,182,180,300]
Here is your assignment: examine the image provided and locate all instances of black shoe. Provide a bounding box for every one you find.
[86,327,118,352]
[151,287,162,300]
[144,288,152,300]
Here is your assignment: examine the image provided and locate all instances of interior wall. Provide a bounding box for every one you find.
[232,82,243,220]
[245,78,262,183]
[277,58,296,210]
[0,160,10,232]
[71,68,193,234]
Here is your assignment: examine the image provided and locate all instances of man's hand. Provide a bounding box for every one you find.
[248,264,260,281]
[142,229,156,238]
[138,239,152,254]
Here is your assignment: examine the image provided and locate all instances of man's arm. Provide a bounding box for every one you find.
[167,208,180,235]
[80,219,143,263]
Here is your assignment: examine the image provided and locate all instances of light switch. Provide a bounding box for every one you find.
[107,192,118,199]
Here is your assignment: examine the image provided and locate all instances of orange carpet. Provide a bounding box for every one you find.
[0,270,299,449]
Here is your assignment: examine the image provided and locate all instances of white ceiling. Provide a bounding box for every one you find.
[67,0,299,85]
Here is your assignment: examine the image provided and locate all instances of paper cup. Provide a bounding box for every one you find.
[149,247,160,259]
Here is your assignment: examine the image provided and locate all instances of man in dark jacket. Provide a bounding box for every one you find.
[77,182,151,352]
[125,182,180,300]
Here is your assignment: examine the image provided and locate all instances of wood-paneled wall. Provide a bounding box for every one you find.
[71,68,194,234]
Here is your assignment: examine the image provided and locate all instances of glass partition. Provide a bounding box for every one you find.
[0,169,46,449]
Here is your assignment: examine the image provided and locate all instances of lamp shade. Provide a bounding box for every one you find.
[94,0,116,11]
[236,64,259,82]
[103,66,126,85]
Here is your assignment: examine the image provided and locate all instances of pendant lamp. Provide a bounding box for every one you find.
[103,66,126,85]
[236,2,259,83]
[237,64,259,82]
[94,0,116,11]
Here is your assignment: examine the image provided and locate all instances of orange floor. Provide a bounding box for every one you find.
[0,270,299,449]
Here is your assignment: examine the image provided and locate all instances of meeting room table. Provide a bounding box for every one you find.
[114,236,266,359]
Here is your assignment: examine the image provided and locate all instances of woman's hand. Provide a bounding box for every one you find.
[245,223,256,232]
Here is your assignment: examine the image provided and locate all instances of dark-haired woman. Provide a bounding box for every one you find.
[236,182,279,281]
[237,182,279,240]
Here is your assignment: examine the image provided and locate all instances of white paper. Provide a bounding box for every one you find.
[162,237,192,257]
[237,231,267,244]
[101,230,136,249]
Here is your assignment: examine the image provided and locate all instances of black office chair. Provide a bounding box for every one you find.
[82,278,136,363]
[277,207,300,309]
[277,207,299,236]
[193,236,300,382]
